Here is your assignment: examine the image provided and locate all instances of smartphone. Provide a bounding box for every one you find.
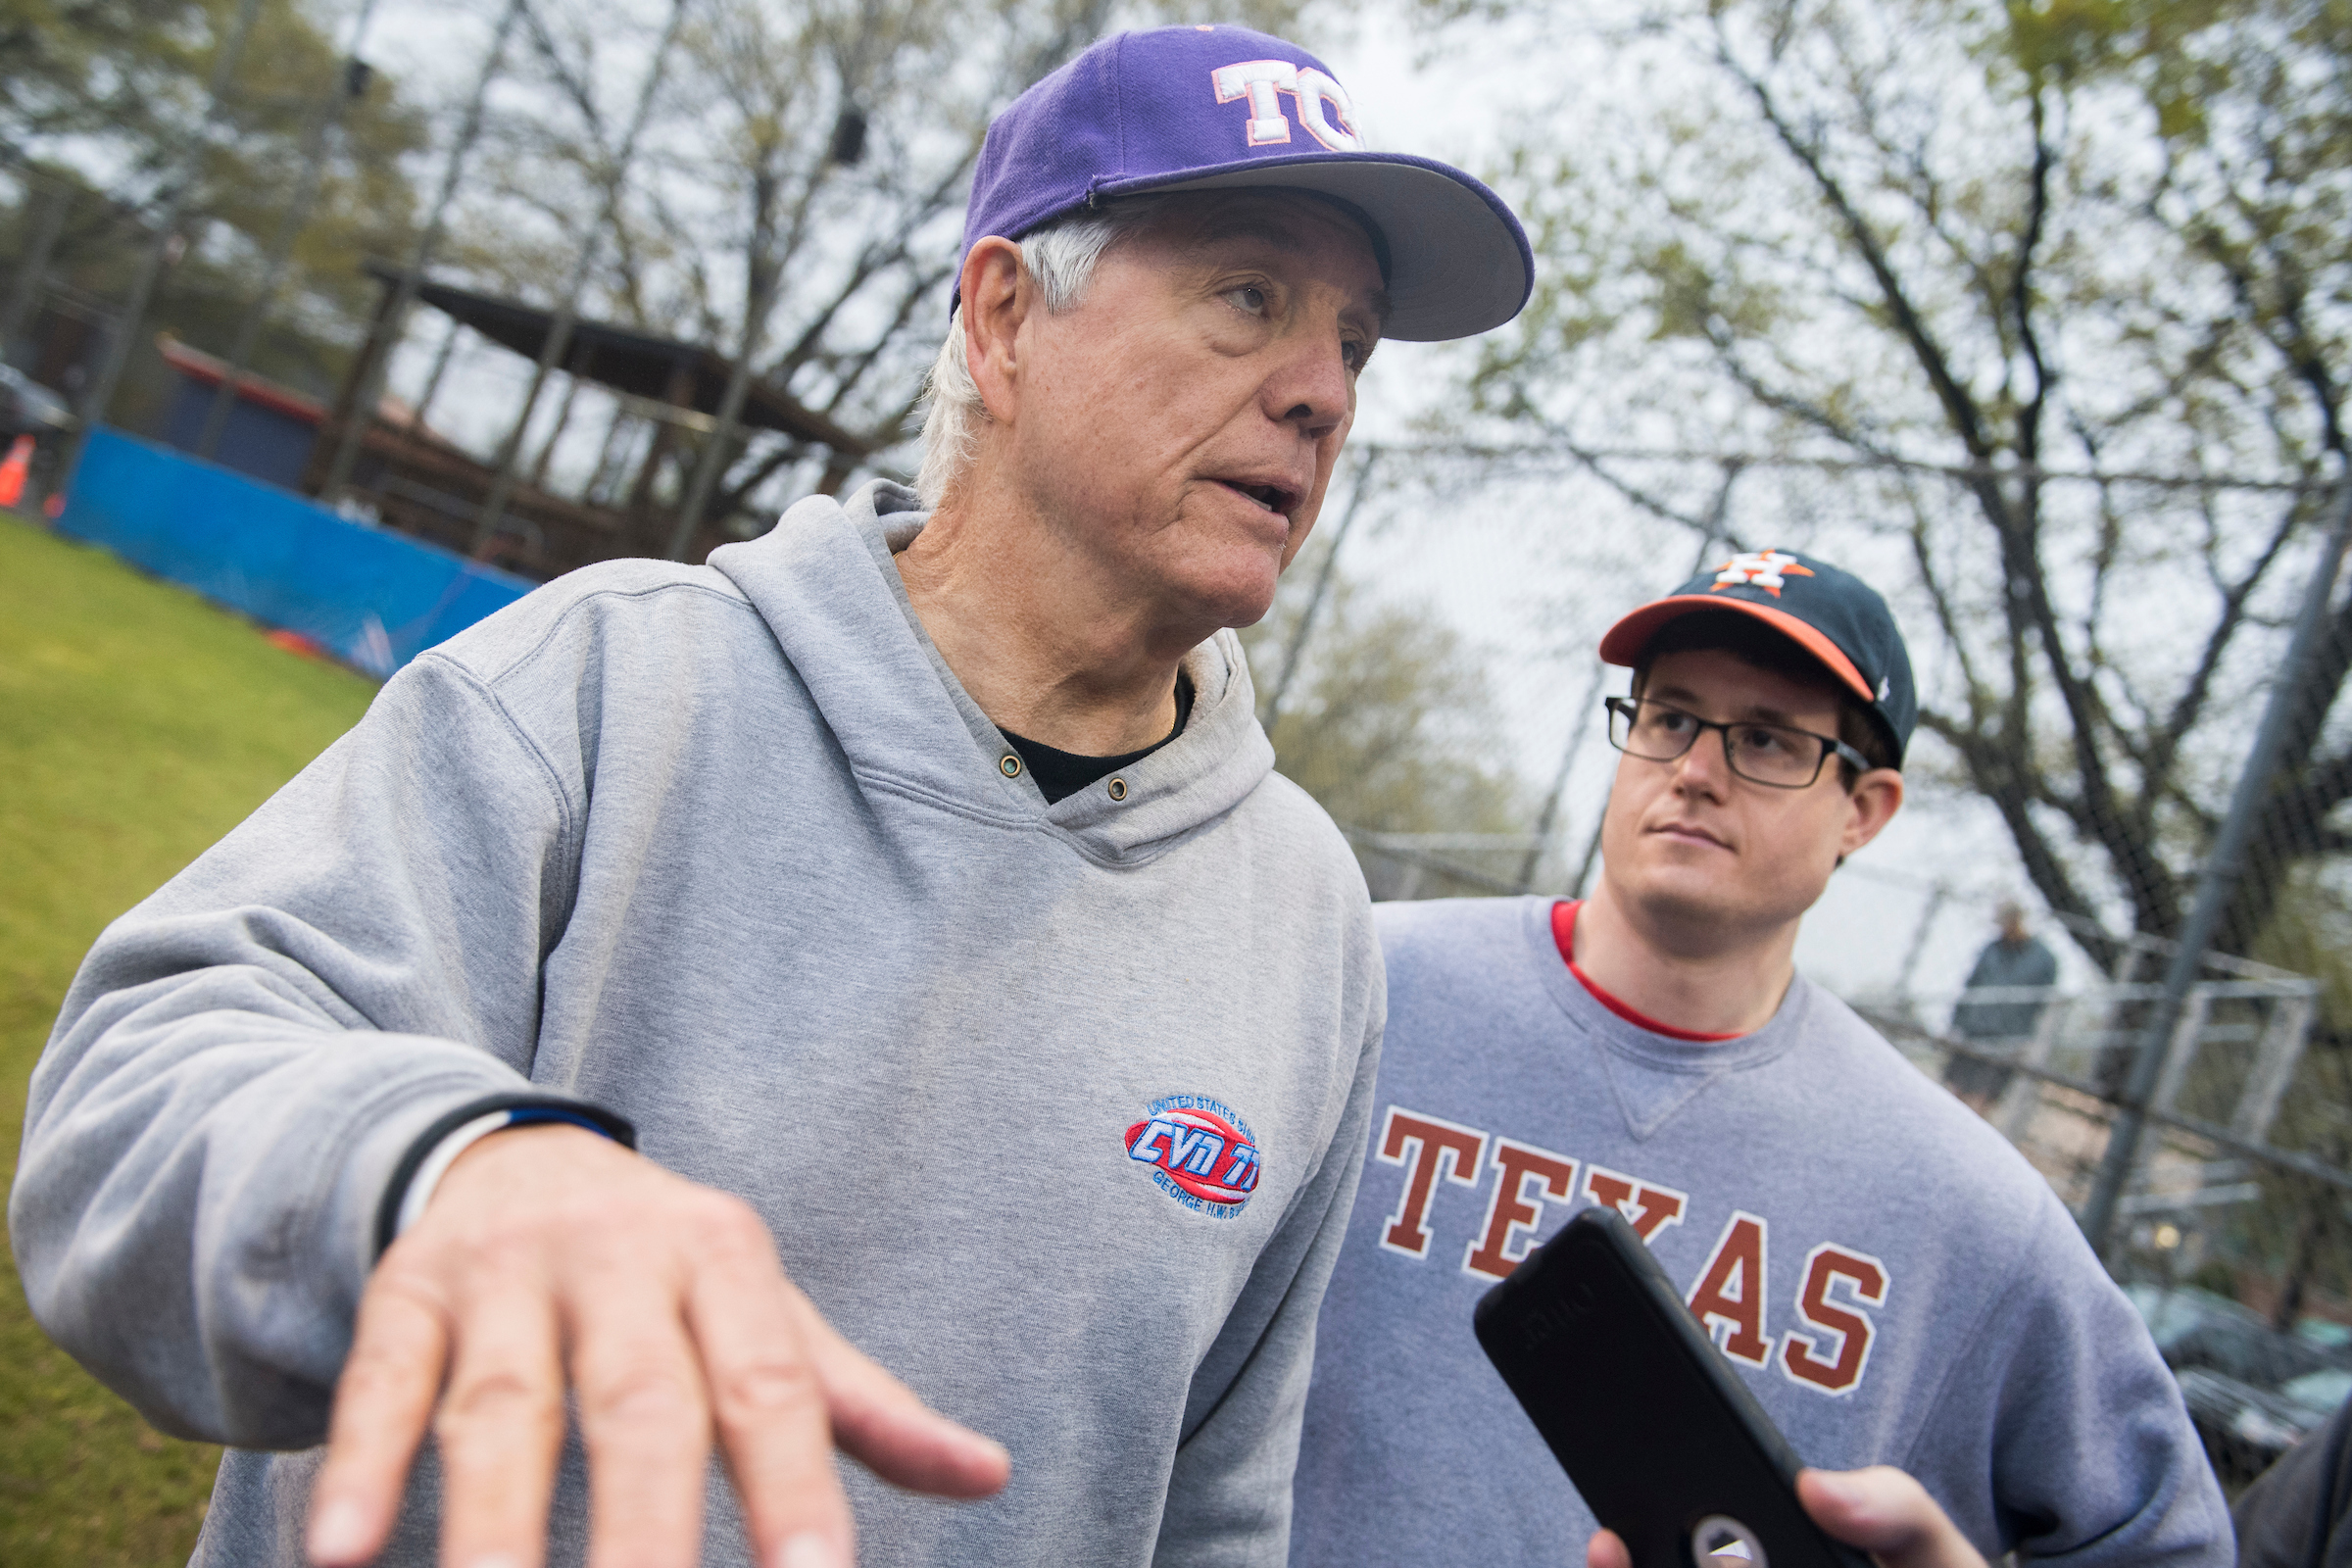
[1473,1207,1873,1568]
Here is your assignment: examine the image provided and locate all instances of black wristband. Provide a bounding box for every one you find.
[372,1093,638,1261]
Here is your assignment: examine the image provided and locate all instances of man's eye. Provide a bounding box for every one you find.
[1342,338,1369,371]
[1227,285,1268,315]
[1646,709,1694,735]
[1737,726,1791,756]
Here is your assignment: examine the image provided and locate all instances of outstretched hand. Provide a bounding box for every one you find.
[305,1124,1010,1568]
[1585,1467,1988,1568]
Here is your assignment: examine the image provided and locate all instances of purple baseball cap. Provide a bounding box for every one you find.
[956,24,1534,342]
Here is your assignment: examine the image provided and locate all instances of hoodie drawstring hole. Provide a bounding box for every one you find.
[999,755,1022,778]
[1107,778,1128,802]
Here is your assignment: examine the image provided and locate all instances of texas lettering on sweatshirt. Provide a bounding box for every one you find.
[1370,1100,1888,1396]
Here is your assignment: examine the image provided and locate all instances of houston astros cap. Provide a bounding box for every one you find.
[1598,549,1918,764]
[956,24,1534,342]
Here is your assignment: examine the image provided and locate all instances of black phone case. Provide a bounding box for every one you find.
[1473,1208,1873,1568]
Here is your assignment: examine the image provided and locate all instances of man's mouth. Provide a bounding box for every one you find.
[1216,478,1301,516]
[1649,821,1731,851]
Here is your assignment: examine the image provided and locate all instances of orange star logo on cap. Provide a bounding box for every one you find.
[1709,550,1815,598]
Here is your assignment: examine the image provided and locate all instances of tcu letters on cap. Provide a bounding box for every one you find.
[957,24,1534,342]
[1211,59,1363,150]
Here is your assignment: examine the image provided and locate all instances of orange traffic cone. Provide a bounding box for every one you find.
[0,435,30,509]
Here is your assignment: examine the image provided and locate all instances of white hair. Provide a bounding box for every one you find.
[915,196,1170,510]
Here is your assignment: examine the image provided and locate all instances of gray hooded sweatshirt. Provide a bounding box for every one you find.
[12,481,1385,1566]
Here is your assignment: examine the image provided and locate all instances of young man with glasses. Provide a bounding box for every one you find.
[1288,553,2228,1566]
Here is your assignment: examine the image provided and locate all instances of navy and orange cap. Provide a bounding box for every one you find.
[1598,549,1917,766]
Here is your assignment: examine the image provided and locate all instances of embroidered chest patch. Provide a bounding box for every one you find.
[1126,1094,1263,1219]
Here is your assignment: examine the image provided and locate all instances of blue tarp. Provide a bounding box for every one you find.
[57,427,533,678]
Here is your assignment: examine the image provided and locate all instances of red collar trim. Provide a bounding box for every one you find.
[1550,901,1747,1043]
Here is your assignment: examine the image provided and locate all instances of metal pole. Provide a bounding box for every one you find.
[662,355,753,560]
[404,316,466,435]
[1517,662,1610,893]
[665,97,872,561]
[471,0,690,553]
[358,314,465,515]
[199,0,383,462]
[1569,793,1608,898]
[1892,885,1952,999]
[582,399,633,503]
[664,274,775,561]
[528,341,590,487]
[319,0,525,500]
[4,178,71,360]
[64,0,266,474]
[1261,445,1379,729]
[2080,473,2352,1255]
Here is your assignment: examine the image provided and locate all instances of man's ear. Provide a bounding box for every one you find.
[1838,768,1904,858]
[959,237,1029,425]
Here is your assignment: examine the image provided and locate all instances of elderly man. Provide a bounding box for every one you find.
[11,25,1530,1568]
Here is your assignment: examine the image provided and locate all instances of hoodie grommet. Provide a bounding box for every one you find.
[999,754,1022,778]
[1107,777,1128,802]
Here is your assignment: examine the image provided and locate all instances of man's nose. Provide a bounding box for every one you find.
[1671,726,1733,794]
[1261,323,1353,441]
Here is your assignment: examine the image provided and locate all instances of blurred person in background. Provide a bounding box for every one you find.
[1943,898,2060,1111]
[8,25,1533,1568]
[1289,552,2230,1566]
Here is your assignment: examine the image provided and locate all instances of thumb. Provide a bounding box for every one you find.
[1797,1467,1987,1568]
[1586,1527,1633,1568]
[789,1290,1011,1498]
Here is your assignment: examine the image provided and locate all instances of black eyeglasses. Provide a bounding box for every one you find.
[1605,697,1874,790]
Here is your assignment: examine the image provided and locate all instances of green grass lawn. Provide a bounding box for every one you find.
[0,511,378,1565]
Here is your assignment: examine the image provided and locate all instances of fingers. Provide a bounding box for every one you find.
[310,1284,451,1566]
[1584,1478,1980,1568]
[789,1291,1010,1498]
[432,1282,566,1568]
[681,1196,861,1568]
[317,1124,1010,1568]
[1797,1467,1989,1568]
[570,1270,724,1568]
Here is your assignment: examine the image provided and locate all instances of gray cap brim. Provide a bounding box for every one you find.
[1102,153,1535,343]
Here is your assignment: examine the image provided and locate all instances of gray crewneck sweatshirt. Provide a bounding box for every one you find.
[12,481,1385,1566]
[1292,897,2227,1565]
